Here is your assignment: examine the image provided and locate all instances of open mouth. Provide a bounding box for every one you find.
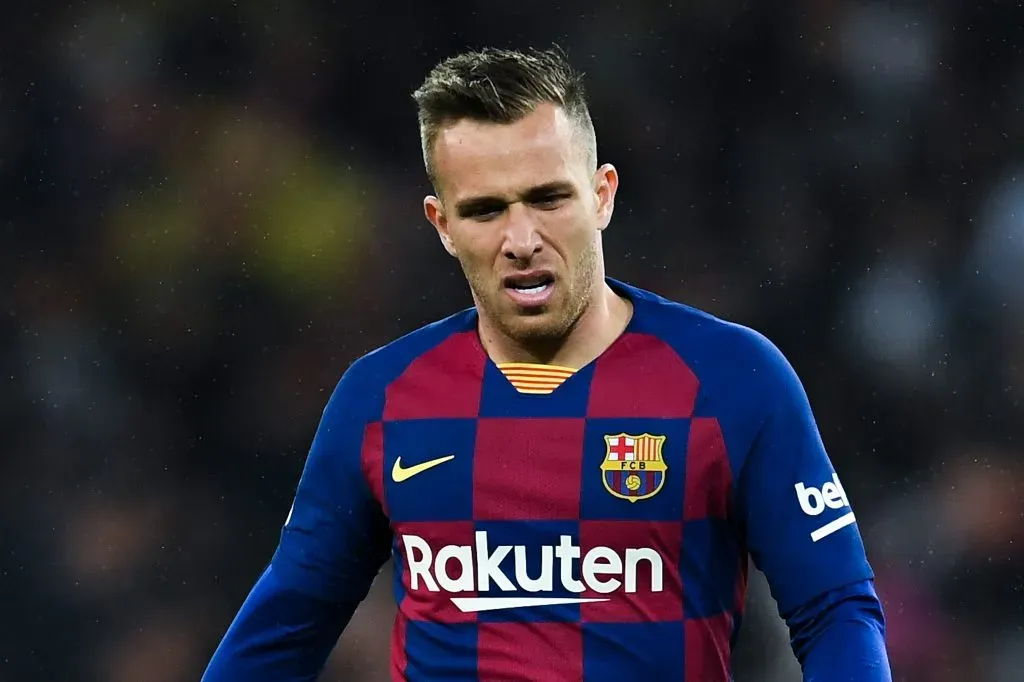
[503,272,556,306]
[505,273,554,292]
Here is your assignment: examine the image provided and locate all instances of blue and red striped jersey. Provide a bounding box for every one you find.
[230,279,876,680]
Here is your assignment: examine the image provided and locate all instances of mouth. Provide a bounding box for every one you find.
[502,271,556,308]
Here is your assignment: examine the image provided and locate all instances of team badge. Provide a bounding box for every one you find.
[601,433,667,502]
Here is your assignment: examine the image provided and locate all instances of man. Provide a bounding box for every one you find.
[203,46,891,681]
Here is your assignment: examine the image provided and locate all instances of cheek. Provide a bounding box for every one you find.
[449,225,481,255]
[451,228,499,271]
[551,212,597,260]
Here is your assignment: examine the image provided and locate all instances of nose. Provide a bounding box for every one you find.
[502,203,543,261]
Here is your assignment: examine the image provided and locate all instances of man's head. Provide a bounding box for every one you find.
[413,46,619,350]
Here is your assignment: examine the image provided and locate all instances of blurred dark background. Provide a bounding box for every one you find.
[3,1,1022,681]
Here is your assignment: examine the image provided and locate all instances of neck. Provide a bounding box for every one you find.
[479,281,632,368]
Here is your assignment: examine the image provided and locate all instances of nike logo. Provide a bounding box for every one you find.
[391,454,455,483]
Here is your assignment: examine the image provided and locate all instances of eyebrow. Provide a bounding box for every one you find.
[454,181,576,217]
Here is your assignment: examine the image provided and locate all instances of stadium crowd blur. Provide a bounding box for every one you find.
[4,1,1022,680]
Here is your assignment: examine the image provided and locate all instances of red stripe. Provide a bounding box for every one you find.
[383,331,484,420]
[587,333,698,418]
[684,417,732,520]
[473,418,585,520]
[684,615,732,680]
[390,609,408,679]
[478,622,583,680]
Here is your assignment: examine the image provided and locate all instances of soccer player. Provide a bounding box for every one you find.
[202,46,891,681]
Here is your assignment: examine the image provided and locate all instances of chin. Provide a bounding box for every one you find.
[499,308,573,344]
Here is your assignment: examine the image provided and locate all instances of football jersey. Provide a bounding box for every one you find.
[270,279,874,681]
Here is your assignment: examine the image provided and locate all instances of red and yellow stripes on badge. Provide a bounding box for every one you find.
[496,363,577,395]
[633,435,661,461]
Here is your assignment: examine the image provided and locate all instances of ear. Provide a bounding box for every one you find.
[424,195,458,257]
[593,163,619,231]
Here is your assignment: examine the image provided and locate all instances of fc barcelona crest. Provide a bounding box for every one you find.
[601,433,667,502]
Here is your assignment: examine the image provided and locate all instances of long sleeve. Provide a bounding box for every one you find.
[202,361,392,681]
[732,332,890,677]
[201,565,353,681]
[788,579,892,681]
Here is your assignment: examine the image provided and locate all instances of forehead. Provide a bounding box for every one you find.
[432,104,583,201]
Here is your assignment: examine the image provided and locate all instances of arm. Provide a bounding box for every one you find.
[788,579,891,682]
[735,334,891,680]
[202,364,392,681]
[200,566,353,681]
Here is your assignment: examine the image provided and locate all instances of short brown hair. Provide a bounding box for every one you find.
[412,45,597,188]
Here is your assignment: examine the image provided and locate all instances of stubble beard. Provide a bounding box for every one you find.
[464,239,601,354]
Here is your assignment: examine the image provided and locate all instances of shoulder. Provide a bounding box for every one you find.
[325,308,479,421]
[620,280,794,397]
[345,308,477,386]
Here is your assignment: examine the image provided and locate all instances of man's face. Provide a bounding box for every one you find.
[424,103,618,345]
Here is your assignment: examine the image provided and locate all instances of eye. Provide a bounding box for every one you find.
[468,207,503,222]
[532,193,571,210]
[459,202,506,222]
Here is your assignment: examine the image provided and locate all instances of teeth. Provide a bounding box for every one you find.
[516,284,546,294]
